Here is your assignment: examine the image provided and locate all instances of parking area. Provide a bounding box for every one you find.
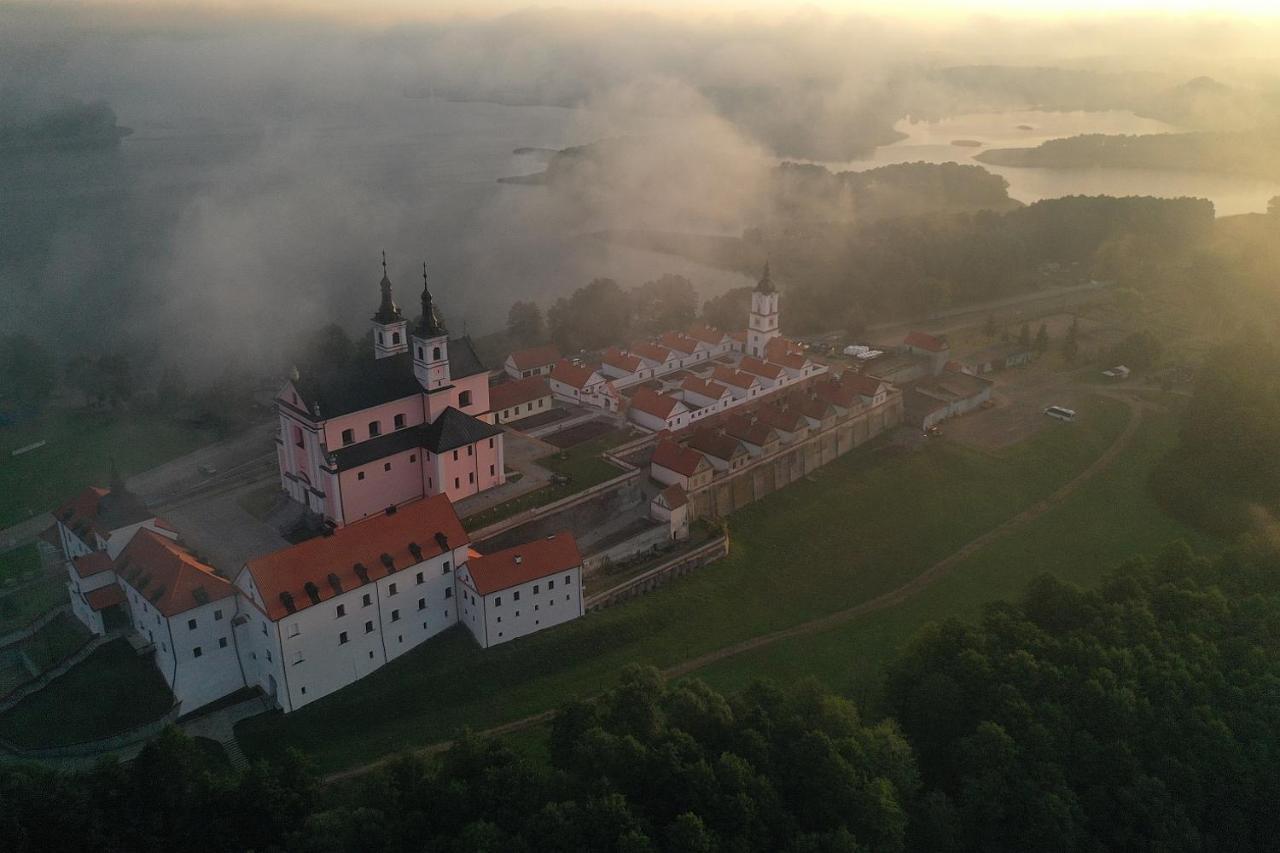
[943,368,1092,452]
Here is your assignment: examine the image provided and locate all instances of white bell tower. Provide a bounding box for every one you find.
[371,252,408,359]
[747,261,780,358]
[411,262,451,391]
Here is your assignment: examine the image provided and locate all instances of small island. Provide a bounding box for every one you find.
[951,139,983,147]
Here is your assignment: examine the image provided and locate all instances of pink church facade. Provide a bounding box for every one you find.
[275,261,504,527]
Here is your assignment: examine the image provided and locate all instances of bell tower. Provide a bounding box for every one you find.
[747,261,780,358]
[411,262,451,391]
[371,252,408,359]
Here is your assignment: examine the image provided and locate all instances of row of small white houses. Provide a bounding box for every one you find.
[58,490,584,715]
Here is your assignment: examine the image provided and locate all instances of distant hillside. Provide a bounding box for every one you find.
[976,127,1280,180]
[0,101,131,152]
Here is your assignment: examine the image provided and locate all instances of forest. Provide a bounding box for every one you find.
[4,539,1279,852]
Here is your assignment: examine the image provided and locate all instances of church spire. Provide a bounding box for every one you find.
[755,260,776,295]
[416,260,446,338]
[372,250,402,323]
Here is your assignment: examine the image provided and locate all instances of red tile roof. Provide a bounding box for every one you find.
[686,325,728,345]
[738,356,784,380]
[602,348,643,373]
[770,350,808,371]
[841,373,887,398]
[724,414,777,447]
[550,360,601,391]
[115,529,235,618]
[681,377,730,400]
[755,405,807,433]
[651,439,710,477]
[765,337,805,360]
[467,532,581,596]
[905,331,948,353]
[72,552,115,579]
[629,387,685,420]
[631,342,673,364]
[245,494,467,621]
[729,330,747,343]
[711,366,758,389]
[814,380,858,409]
[687,429,745,462]
[55,486,109,539]
[657,483,688,509]
[85,583,126,612]
[490,376,551,411]
[660,332,700,354]
[507,344,561,370]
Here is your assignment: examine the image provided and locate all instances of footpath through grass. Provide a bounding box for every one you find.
[0,639,173,748]
[690,398,1217,708]
[0,409,217,528]
[239,396,1128,774]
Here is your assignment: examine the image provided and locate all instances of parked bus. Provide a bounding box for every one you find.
[1043,405,1076,422]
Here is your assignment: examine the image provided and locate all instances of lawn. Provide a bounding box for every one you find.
[0,639,174,748]
[21,611,93,673]
[462,428,635,531]
[0,543,41,585]
[0,408,218,528]
[0,575,67,635]
[688,397,1218,709]
[239,395,1130,773]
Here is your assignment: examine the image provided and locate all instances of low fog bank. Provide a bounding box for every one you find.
[1,4,1277,382]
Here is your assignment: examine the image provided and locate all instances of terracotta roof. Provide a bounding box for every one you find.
[629,387,686,420]
[729,330,747,343]
[841,373,887,398]
[681,377,730,400]
[72,552,115,579]
[724,414,777,447]
[56,485,151,542]
[790,394,835,421]
[631,342,673,364]
[765,337,805,360]
[651,439,709,477]
[602,348,643,373]
[550,360,601,391]
[490,376,551,411]
[245,493,467,621]
[507,344,561,371]
[659,332,700,354]
[770,350,808,370]
[905,331,948,353]
[657,483,688,509]
[467,532,581,596]
[115,529,235,618]
[85,583,126,612]
[814,380,858,409]
[711,366,758,389]
[755,405,807,433]
[687,429,745,462]
[738,356,784,380]
[686,325,727,345]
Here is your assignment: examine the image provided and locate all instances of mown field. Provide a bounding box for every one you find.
[240,394,1131,773]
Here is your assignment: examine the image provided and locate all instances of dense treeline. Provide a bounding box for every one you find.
[1151,337,1280,534]
[5,540,1280,852]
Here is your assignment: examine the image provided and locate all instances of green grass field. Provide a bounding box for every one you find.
[0,543,40,585]
[0,639,174,748]
[0,575,67,635]
[20,611,93,673]
[688,400,1217,708]
[239,395,1131,773]
[463,429,635,531]
[0,409,217,528]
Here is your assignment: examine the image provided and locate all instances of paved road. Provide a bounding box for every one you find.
[320,391,1145,783]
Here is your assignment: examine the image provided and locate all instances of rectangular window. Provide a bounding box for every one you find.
[416,572,424,584]
[443,561,451,574]
[342,428,354,445]
[384,462,392,472]
[533,584,540,594]
[358,471,365,481]
[336,604,346,617]
[490,465,495,476]
[363,593,372,607]
[368,420,381,437]
[410,454,416,463]
[394,413,406,429]
[365,620,374,634]
[339,631,349,645]
[454,477,460,490]
[467,445,473,457]
[494,596,502,607]
[459,390,473,407]
[214,609,224,621]
[187,618,197,630]
[391,610,400,622]
[389,583,397,596]
[565,574,572,584]
[548,579,555,590]
[468,472,474,484]
[193,646,202,658]
[513,590,520,602]
[418,598,426,611]
[219,637,228,648]
[445,588,453,599]
[266,650,272,662]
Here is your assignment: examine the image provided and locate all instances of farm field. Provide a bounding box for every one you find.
[0,409,218,528]
[239,394,1130,774]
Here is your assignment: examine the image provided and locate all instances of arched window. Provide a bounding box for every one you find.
[432,346,441,361]
[378,331,384,344]
[417,347,423,360]
[392,332,401,345]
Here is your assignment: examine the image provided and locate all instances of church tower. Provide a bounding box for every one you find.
[371,252,408,359]
[411,262,451,391]
[747,261,780,358]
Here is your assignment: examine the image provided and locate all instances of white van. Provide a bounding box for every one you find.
[1043,405,1076,422]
